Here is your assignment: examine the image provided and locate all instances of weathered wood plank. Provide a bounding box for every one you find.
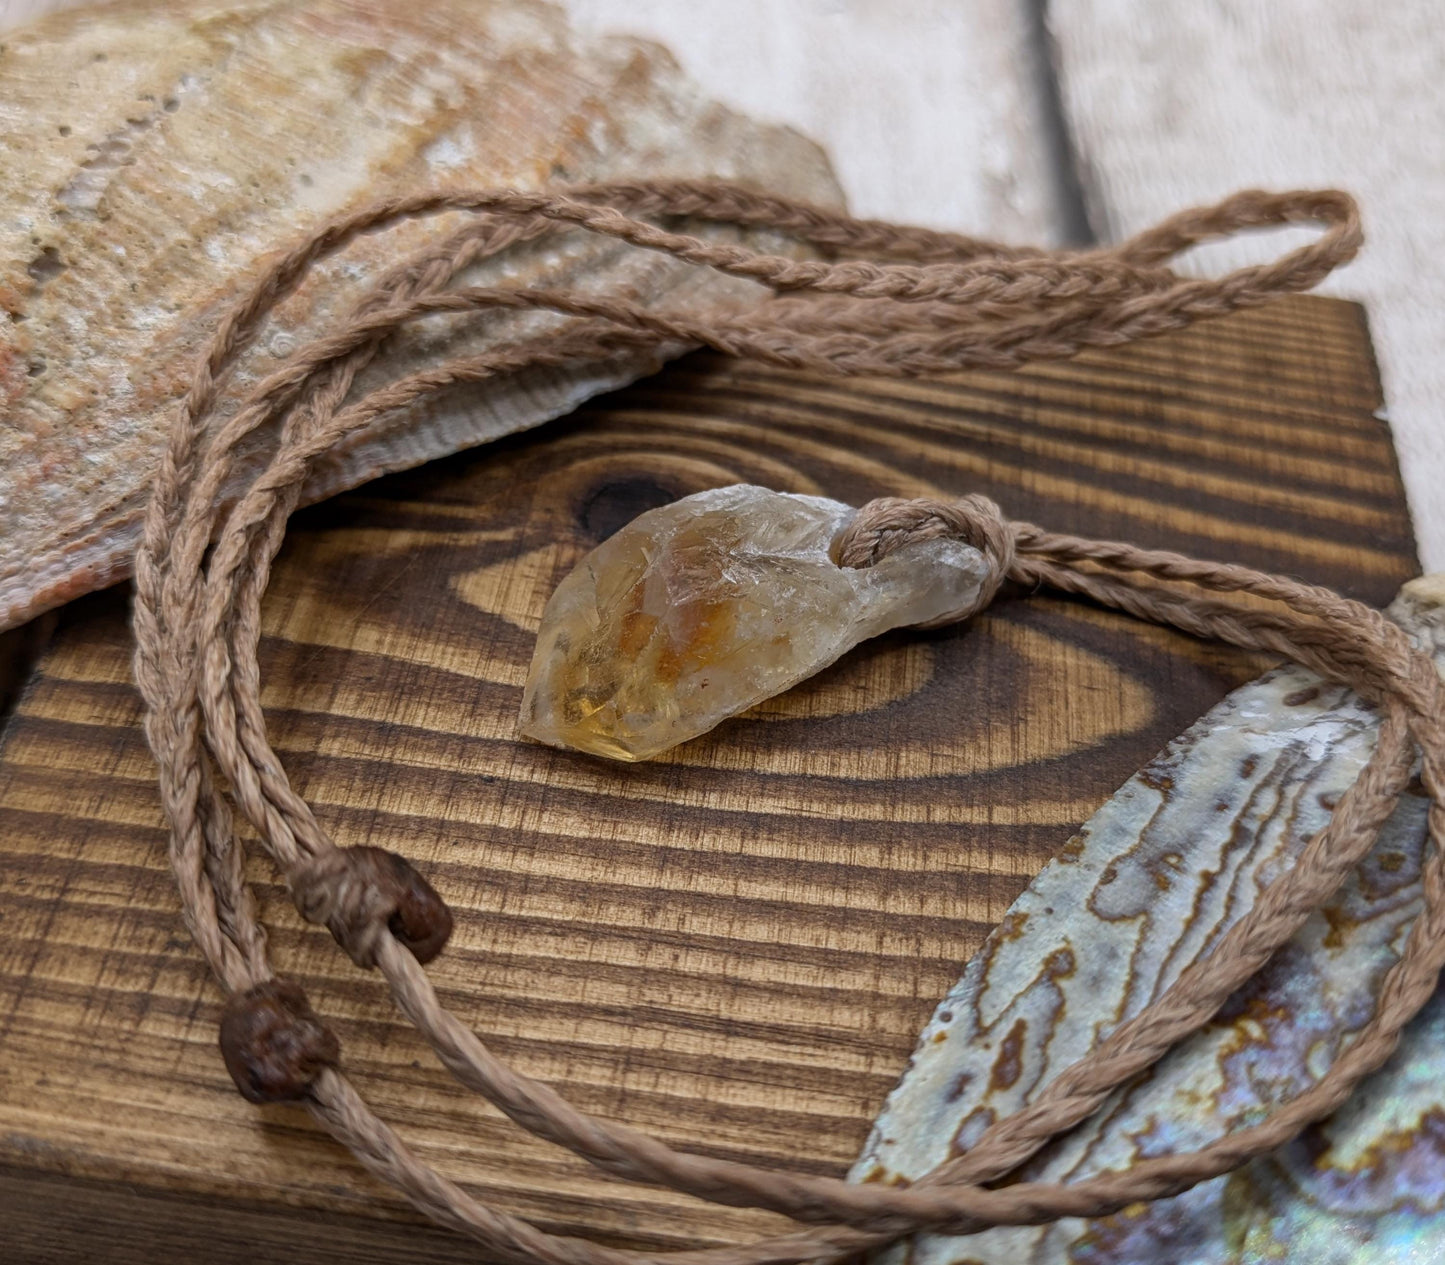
[0,295,1417,1260]
[1048,0,1445,569]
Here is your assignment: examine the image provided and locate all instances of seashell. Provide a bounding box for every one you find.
[853,573,1445,1264]
[0,0,841,633]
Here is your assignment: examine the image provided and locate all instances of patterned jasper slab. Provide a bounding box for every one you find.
[854,575,1445,1264]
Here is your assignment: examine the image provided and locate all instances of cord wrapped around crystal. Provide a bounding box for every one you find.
[518,484,995,760]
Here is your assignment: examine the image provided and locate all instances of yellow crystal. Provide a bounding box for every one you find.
[518,484,989,760]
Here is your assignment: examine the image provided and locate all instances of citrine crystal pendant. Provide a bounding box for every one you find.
[518,484,990,761]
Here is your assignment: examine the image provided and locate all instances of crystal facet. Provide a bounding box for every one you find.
[518,484,990,760]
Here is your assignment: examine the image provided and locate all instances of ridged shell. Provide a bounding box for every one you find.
[0,0,841,631]
[855,575,1445,1264]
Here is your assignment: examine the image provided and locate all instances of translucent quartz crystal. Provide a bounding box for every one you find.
[519,484,990,761]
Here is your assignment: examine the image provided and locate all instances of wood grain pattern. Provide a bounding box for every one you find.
[0,295,1417,1262]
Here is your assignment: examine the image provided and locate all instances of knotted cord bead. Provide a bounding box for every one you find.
[218,978,339,1104]
[290,845,454,968]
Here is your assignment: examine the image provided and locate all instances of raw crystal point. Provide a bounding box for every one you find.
[519,484,991,760]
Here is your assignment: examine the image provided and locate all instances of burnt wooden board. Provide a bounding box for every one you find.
[0,295,1418,1262]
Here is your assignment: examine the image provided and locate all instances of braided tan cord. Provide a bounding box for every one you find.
[127,180,1445,1263]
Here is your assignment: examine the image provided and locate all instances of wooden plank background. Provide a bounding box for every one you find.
[1048,0,1445,572]
[0,294,1418,1261]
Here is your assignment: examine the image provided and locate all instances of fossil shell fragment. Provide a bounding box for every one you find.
[853,574,1445,1264]
[0,0,841,633]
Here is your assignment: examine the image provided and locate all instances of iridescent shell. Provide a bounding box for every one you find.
[855,575,1445,1264]
[0,0,840,631]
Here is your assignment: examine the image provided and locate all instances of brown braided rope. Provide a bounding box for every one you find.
[126,179,1445,1262]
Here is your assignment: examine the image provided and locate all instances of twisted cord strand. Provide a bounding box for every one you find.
[127,180,1444,1263]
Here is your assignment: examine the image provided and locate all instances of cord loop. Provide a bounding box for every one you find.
[837,493,1017,626]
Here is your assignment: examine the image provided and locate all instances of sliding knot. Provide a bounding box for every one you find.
[291,845,453,968]
[836,493,1016,626]
[218,978,339,1104]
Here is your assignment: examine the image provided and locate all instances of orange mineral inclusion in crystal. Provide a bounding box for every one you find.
[518,485,989,761]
